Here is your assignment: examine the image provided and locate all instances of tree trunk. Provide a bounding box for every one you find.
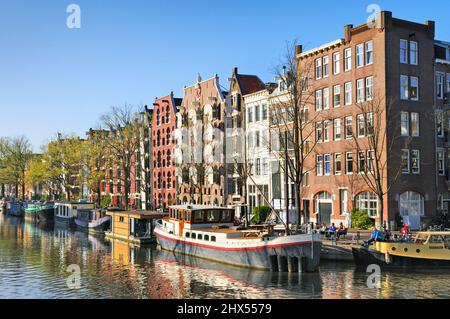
[378,194,384,229]
[296,185,302,232]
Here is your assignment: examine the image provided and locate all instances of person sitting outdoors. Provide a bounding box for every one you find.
[336,222,348,240]
[364,227,378,247]
[319,223,328,235]
[401,224,411,242]
[328,223,337,238]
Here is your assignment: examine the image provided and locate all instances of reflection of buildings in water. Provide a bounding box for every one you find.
[153,250,323,299]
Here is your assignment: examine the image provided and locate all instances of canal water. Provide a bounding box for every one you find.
[1,213,450,299]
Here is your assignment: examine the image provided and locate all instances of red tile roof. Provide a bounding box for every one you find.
[236,74,266,95]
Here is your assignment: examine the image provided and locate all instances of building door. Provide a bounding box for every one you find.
[315,192,333,225]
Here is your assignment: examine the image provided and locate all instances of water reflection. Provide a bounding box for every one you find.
[1,213,450,299]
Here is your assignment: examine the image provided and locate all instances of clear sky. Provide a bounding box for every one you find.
[1,0,449,151]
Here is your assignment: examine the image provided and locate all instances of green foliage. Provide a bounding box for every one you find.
[101,195,111,208]
[351,208,375,230]
[252,206,271,224]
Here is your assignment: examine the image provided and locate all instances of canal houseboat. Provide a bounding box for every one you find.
[24,203,54,223]
[154,205,322,272]
[105,210,165,245]
[54,201,94,227]
[6,201,25,217]
[352,232,450,268]
[75,208,111,233]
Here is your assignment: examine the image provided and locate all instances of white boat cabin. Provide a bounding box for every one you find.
[55,202,94,219]
[163,205,236,239]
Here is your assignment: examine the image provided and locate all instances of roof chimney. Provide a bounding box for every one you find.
[232,67,238,76]
[295,45,303,56]
[344,25,353,42]
[425,20,435,39]
[380,11,392,30]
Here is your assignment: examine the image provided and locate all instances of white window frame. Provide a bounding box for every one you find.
[345,116,353,139]
[410,41,418,66]
[334,153,342,175]
[315,90,322,111]
[411,112,420,137]
[323,120,330,142]
[357,114,366,138]
[401,112,409,136]
[344,48,352,72]
[345,152,353,175]
[400,39,408,64]
[411,150,420,175]
[317,155,323,176]
[400,75,409,100]
[323,56,329,78]
[437,73,445,99]
[356,44,364,68]
[333,52,341,75]
[356,79,365,103]
[344,82,352,105]
[365,41,373,65]
[401,149,410,174]
[410,76,419,101]
[315,58,322,80]
[333,85,341,108]
[366,76,373,101]
[324,154,331,176]
[323,88,330,110]
[334,118,341,141]
[437,112,444,138]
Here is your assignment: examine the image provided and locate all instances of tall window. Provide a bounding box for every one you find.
[401,112,409,136]
[438,150,445,176]
[400,75,409,100]
[256,158,261,176]
[345,82,352,105]
[248,107,254,123]
[315,90,322,111]
[255,104,261,122]
[333,52,340,75]
[357,114,365,137]
[365,41,373,65]
[356,192,378,218]
[437,73,445,99]
[401,149,410,174]
[358,151,365,174]
[316,122,323,143]
[356,44,364,68]
[323,88,330,110]
[437,112,444,137]
[345,116,353,139]
[411,150,420,174]
[356,79,365,102]
[344,48,352,71]
[334,153,342,175]
[324,154,331,176]
[400,39,408,64]
[334,119,341,140]
[333,85,341,107]
[367,150,375,173]
[317,155,323,176]
[410,76,419,101]
[366,77,373,101]
[323,56,329,78]
[323,120,330,142]
[410,41,418,65]
[411,112,420,137]
[346,152,353,174]
[262,103,268,120]
[315,58,322,79]
[367,113,374,135]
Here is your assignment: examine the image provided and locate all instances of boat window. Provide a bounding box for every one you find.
[185,232,190,238]
[211,236,216,242]
[119,216,124,223]
[191,233,196,239]
[204,235,209,241]
[194,211,204,223]
[198,234,203,240]
[221,210,232,222]
[207,210,221,223]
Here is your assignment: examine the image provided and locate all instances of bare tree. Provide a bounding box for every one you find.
[100,105,144,210]
[350,94,409,227]
[268,42,318,232]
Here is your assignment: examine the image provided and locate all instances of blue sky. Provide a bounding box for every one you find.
[1,0,449,151]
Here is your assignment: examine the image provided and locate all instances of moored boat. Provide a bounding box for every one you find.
[75,208,111,234]
[352,231,450,269]
[54,201,94,227]
[24,203,54,223]
[6,201,25,217]
[154,205,322,272]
